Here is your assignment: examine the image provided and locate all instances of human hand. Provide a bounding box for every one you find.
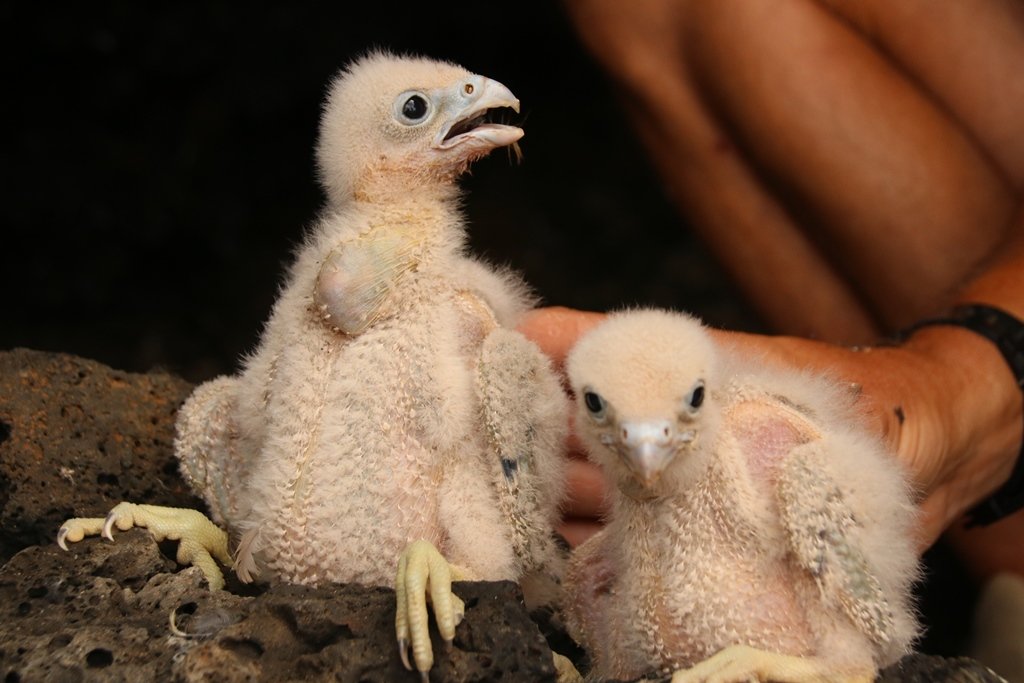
[519,306,1023,550]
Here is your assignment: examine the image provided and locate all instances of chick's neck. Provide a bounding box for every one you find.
[352,155,466,206]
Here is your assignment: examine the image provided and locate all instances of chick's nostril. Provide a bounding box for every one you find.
[464,83,474,95]
[622,428,629,440]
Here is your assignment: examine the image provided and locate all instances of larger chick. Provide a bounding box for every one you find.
[564,309,919,683]
[59,52,568,678]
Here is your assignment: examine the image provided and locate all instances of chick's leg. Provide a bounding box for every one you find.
[395,539,470,680]
[670,645,872,683]
[58,502,230,590]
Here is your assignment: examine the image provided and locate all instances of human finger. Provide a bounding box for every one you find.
[558,518,604,549]
[564,458,609,520]
[518,306,606,369]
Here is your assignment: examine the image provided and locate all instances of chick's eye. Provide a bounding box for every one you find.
[401,95,428,121]
[688,382,705,411]
[583,391,606,415]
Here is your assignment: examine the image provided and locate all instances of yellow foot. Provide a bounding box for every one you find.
[57,502,231,590]
[553,652,584,683]
[670,645,873,683]
[394,539,470,681]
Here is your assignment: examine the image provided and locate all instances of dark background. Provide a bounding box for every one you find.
[3,2,973,657]
[4,2,756,384]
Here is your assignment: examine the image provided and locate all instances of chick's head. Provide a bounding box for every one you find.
[316,51,523,204]
[567,310,721,500]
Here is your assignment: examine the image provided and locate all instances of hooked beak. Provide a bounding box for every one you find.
[620,421,692,487]
[433,76,523,152]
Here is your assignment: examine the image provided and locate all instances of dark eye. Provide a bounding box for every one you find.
[402,95,428,120]
[688,382,705,411]
[583,391,606,415]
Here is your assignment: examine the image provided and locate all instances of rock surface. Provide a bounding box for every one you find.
[0,349,1008,682]
[0,348,200,563]
[1,531,557,682]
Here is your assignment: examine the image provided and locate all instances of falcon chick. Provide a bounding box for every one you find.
[59,52,569,679]
[563,309,919,683]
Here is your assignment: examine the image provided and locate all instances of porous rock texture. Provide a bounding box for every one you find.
[0,349,1007,682]
[0,348,200,561]
[1,531,556,682]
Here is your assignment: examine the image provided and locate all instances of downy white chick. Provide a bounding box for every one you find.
[564,309,919,683]
[58,52,569,679]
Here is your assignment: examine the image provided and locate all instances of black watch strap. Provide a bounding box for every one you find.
[898,304,1024,526]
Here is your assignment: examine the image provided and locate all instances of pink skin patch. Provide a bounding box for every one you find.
[727,399,819,483]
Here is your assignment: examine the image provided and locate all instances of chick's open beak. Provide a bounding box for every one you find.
[620,420,680,487]
[433,76,523,151]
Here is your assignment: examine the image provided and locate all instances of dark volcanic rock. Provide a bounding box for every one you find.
[177,580,557,682]
[0,348,200,563]
[878,654,1005,682]
[0,532,558,682]
[0,530,235,682]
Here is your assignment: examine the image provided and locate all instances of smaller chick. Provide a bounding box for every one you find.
[563,309,919,683]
